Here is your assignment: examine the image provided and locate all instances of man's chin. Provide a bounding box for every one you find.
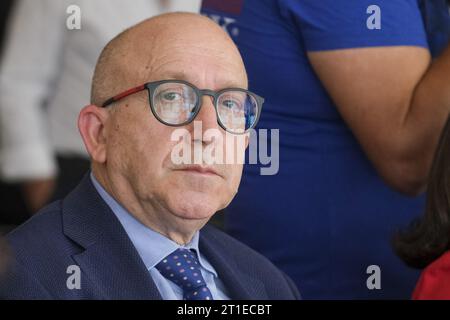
[172,206,216,221]
[167,196,220,221]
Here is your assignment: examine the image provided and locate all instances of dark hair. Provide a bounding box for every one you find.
[393,115,450,269]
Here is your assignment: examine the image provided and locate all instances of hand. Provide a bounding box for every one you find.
[21,178,56,213]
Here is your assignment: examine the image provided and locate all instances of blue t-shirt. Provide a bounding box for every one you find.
[201,0,450,299]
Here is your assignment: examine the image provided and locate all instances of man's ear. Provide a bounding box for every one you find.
[78,105,110,164]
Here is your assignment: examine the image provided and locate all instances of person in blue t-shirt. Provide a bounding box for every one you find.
[201,0,450,299]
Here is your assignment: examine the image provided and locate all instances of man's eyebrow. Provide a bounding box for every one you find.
[161,71,244,90]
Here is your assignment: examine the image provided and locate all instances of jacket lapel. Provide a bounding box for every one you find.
[62,174,161,300]
[199,227,268,300]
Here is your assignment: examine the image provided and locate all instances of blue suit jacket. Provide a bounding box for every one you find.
[0,174,300,300]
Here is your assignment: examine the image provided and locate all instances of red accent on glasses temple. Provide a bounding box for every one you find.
[102,84,146,107]
[113,84,146,101]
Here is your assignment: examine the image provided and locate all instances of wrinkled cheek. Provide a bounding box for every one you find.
[106,130,139,174]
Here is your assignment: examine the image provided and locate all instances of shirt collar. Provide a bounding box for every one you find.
[90,173,217,277]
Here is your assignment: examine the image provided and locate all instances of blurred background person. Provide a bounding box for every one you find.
[0,0,201,228]
[202,0,450,299]
[0,0,22,230]
[395,115,450,300]
[0,1,14,50]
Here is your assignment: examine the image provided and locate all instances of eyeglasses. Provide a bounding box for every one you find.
[101,80,264,134]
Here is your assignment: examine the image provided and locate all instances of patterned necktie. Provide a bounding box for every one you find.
[155,248,214,300]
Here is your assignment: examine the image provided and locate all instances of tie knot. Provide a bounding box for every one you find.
[155,248,207,291]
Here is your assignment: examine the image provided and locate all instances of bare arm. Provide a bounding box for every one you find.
[308,44,450,196]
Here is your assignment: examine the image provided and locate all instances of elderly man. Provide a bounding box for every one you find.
[0,13,300,300]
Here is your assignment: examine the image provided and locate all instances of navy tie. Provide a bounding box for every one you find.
[155,248,214,300]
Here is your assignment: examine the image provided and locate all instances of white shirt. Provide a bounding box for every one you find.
[0,0,200,181]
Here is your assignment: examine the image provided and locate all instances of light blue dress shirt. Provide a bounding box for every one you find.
[90,174,230,300]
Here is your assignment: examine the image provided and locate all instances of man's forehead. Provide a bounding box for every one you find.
[116,24,248,91]
[145,68,247,90]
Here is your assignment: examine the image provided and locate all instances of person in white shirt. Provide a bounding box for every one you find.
[0,0,200,215]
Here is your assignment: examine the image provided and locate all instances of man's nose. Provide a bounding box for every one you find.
[192,96,220,132]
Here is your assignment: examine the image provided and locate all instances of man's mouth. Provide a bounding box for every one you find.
[174,165,222,178]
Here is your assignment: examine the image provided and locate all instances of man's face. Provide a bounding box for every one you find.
[103,27,248,222]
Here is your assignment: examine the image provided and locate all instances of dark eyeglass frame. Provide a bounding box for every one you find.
[101,79,264,134]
